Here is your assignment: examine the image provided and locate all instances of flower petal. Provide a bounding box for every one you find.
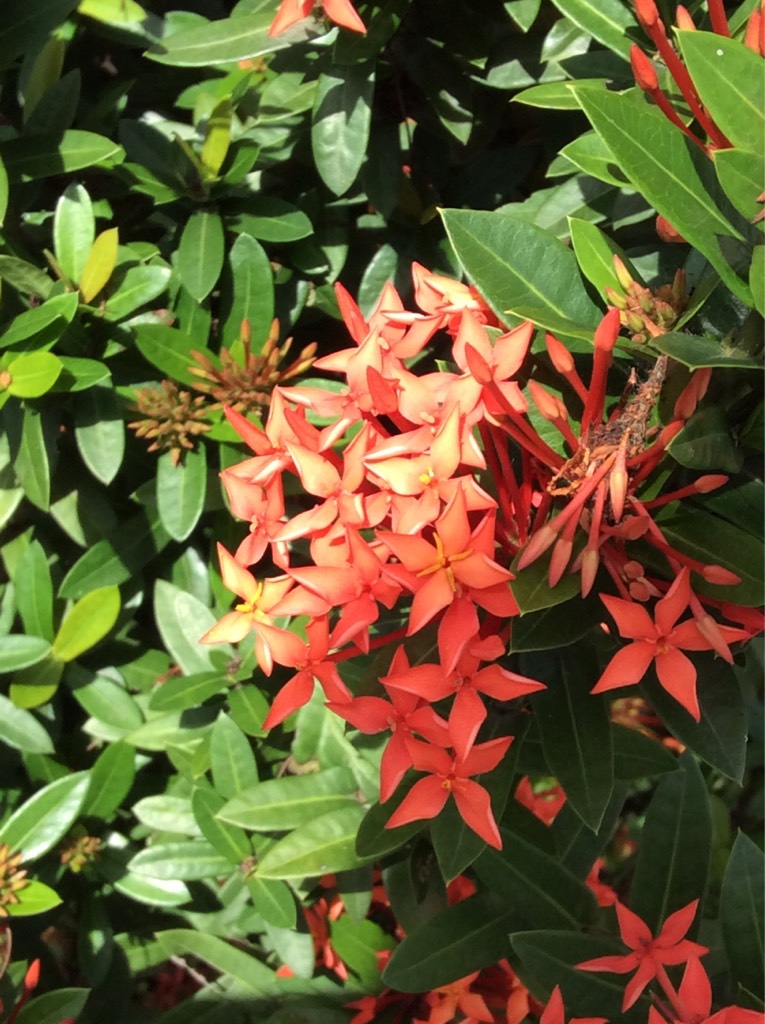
[452,779,501,848]
[600,593,655,640]
[655,647,700,721]
[386,776,449,828]
[591,642,655,693]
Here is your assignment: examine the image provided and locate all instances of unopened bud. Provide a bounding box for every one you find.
[580,548,600,597]
[549,537,573,587]
[635,0,660,28]
[695,614,734,663]
[240,319,252,345]
[639,292,655,314]
[517,524,558,570]
[605,286,628,310]
[672,268,687,305]
[676,5,695,29]
[627,312,645,333]
[702,564,741,586]
[464,343,494,385]
[529,380,560,422]
[613,254,635,292]
[594,307,620,353]
[609,464,628,523]
[545,332,574,374]
[694,474,728,493]
[630,45,659,92]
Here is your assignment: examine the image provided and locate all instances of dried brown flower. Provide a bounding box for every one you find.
[128,380,210,465]
[0,844,28,916]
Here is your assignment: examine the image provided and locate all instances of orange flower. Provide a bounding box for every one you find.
[268,0,366,37]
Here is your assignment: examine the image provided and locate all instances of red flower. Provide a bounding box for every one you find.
[540,985,608,1024]
[385,735,513,848]
[647,956,764,1024]
[577,899,708,1011]
[268,0,366,37]
[591,568,714,720]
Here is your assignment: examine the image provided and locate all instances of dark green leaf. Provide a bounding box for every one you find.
[629,751,712,932]
[382,893,520,992]
[511,553,581,614]
[714,148,764,223]
[668,406,743,472]
[1,131,124,180]
[178,210,225,302]
[530,649,614,830]
[549,0,638,58]
[147,11,302,67]
[312,62,375,197]
[231,198,313,243]
[552,782,627,877]
[0,0,79,66]
[509,595,599,652]
[220,233,274,345]
[721,831,764,996]
[611,724,679,780]
[155,930,278,995]
[14,989,89,1024]
[650,331,761,369]
[102,264,171,320]
[441,208,601,338]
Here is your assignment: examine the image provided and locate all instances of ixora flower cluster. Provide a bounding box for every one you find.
[201,264,760,851]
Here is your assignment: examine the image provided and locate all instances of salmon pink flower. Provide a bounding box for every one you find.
[577,899,708,1011]
[591,568,715,720]
[268,0,365,37]
[385,734,514,848]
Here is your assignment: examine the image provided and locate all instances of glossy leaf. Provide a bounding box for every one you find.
[9,657,64,710]
[382,893,521,992]
[530,649,614,830]
[8,879,62,916]
[441,208,601,338]
[611,724,679,780]
[177,210,225,302]
[79,227,119,301]
[0,693,54,754]
[509,594,600,652]
[14,989,89,1024]
[649,330,762,370]
[668,405,743,472]
[629,752,712,933]
[51,585,120,662]
[6,352,62,398]
[128,841,233,880]
[155,930,278,995]
[219,767,358,831]
[0,772,89,861]
[73,385,125,485]
[255,803,368,879]
[147,10,298,66]
[148,671,227,712]
[642,660,746,782]
[246,875,296,929]
[133,323,214,386]
[53,182,95,284]
[549,0,638,58]
[231,198,313,243]
[154,579,223,675]
[0,292,77,350]
[678,31,764,160]
[573,86,750,303]
[721,831,764,996]
[192,786,251,864]
[103,264,171,320]
[133,794,198,835]
[156,445,207,542]
[210,712,258,800]
[1,131,124,180]
[13,540,54,641]
[0,634,51,672]
[511,553,581,613]
[9,403,56,511]
[569,217,636,296]
[552,783,628,878]
[714,148,764,223]
[200,98,232,178]
[312,62,375,197]
[220,232,274,345]
[83,741,136,820]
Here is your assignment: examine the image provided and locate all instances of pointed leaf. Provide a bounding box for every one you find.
[156,445,207,542]
[550,0,638,58]
[128,841,233,880]
[154,579,224,675]
[155,930,278,995]
[0,693,54,754]
[79,227,119,301]
[721,832,764,996]
[220,233,274,345]
[6,352,62,398]
[178,210,225,302]
[192,787,251,864]
[53,182,95,283]
[0,635,51,672]
[255,803,368,879]
[219,767,358,831]
[51,585,120,662]
[83,741,136,820]
[74,384,125,485]
[210,711,258,800]
[312,62,376,196]
[0,772,89,861]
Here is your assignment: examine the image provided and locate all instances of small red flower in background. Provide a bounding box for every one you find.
[514,775,566,826]
[646,955,764,1024]
[577,898,708,1011]
[540,984,608,1024]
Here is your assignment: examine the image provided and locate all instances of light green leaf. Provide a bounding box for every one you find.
[220,233,274,345]
[51,585,120,662]
[218,767,359,831]
[102,264,171,320]
[0,772,89,861]
[146,10,302,67]
[155,930,278,995]
[0,635,51,672]
[550,0,638,58]
[441,208,602,338]
[53,182,95,284]
[133,323,213,385]
[128,841,233,880]
[0,693,54,754]
[73,384,125,485]
[192,786,251,864]
[13,540,54,642]
[8,879,61,916]
[210,712,258,800]
[83,741,136,820]
[5,352,62,398]
[154,579,223,675]
[255,803,368,879]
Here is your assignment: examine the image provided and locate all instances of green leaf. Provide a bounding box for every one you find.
[569,217,636,296]
[330,917,395,990]
[714,148,764,224]
[113,872,190,907]
[0,772,89,861]
[649,331,762,370]
[68,667,143,731]
[58,507,170,599]
[0,255,53,299]
[231,198,313,243]
[721,831,764,996]
[629,751,712,933]
[655,507,763,606]
[210,711,258,800]
[133,795,198,835]
[53,182,95,284]
[8,403,56,511]
[382,893,520,992]
[5,352,62,398]
[156,446,207,542]
[0,294,78,351]
[1,131,124,180]
[510,553,581,613]
[83,741,136,820]
[9,542,52,640]
[642,659,746,782]
[312,62,376,197]
[192,786,251,864]
[514,80,604,110]
[219,767,359,831]
[511,930,648,1021]
[509,595,600,652]
[147,10,299,67]
[552,783,628,878]
[51,585,120,662]
[102,264,171,320]
[149,671,227,712]
[9,657,64,710]
[220,233,274,345]
[246,875,296,929]
[128,841,233,880]
[200,97,232,178]
[73,384,125,485]
[355,783,425,859]
[0,693,53,754]
[133,323,213,385]
[155,930,278,996]
[177,210,225,303]
[667,405,743,473]
[8,879,61,916]
[441,208,601,339]
[154,579,224,675]
[0,635,51,672]
[530,649,614,830]
[0,155,7,227]
[0,0,79,66]
[227,683,269,736]
[255,803,368,879]
[13,989,89,1024]
[549,0,638,58]
[678,31,764,160]
[573,86,750,302]
[751,244,764,318]
[611,724,679,780]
